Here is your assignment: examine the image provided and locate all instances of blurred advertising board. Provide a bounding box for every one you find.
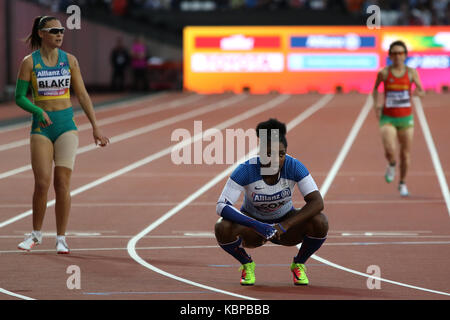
[183,26,450,93]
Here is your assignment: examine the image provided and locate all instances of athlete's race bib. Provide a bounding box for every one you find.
[35,68,71,97]
[385,90,410,108]
[250,188,291,213]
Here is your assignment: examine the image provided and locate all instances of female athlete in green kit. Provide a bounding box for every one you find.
[15,16,110,253]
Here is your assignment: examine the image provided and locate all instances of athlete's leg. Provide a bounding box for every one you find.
[53,167,72,235]
[380,124,398,165]
[215,217,263,285]
[215,217,266,267]
[53,131,78,236]
[215,218,266,249]
[276,211,329,247]
[30,134,54,231]
[397,126,414,183]
[273,211,328,285]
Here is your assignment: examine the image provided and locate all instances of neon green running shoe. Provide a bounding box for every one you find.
[239,262,255,286]
[290,262,309,285]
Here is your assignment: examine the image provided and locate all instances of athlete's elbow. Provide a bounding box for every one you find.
[309,199,324,216]
[216,202,226,216]
[316,200,324,214]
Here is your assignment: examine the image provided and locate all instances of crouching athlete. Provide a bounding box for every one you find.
[214,118,328,286]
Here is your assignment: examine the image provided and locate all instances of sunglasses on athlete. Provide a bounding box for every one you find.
[41,27,65,35]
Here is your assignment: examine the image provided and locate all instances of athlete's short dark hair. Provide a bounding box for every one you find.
[389,40,408,55]
[256,118,288,148]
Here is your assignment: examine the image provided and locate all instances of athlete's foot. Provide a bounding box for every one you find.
[385,163,396,183]
[399,183,409,197]
[56,237,70,254]
[239,262,255,286]
[290,262,309,285]
[18,231,42,251]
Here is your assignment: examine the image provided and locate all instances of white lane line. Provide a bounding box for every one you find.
[312,255,450,296]
[307,95,450,297]
[126,94,334,300]
[0,94,244,180]
[2,198,445,209]
[0,94,290,229]
[2,234,450,240]
[0,92,168,134]
[319,95,372,197]
[414,97,450,216]
[0,94,201,152]
[1,240,450,254]
[0,288,34,300]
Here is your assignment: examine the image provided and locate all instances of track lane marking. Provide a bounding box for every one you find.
[0,94,244,180]
[0,94,201,152]
[0,92,169,133]
[414,97,450,216]
[0,94,248,227]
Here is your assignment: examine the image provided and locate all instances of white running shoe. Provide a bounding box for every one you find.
[399,183,409,197]
[385,164,396,183]
[18,231,42,251]
[56,237,70,254]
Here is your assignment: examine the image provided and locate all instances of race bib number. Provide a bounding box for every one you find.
[35,68,71,97]
[385,90,410,108]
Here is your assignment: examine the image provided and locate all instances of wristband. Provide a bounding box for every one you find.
[277,223,287,233]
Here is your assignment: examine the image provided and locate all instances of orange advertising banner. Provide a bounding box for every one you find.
[183,26,450,94]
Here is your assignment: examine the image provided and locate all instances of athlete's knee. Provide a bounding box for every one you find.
[34,176,51,193]
[215,218,233,238]
[311,212,329,237]
[400,149,411,161]
[242,237,266,249]
[53,172,71,195]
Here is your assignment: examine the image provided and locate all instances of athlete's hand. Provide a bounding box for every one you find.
[93,127,110,147]
[40,111,52,128]
[271,223,287,241]
[374,105,382,120]
[254,223,277,240]
[412,88,425,97]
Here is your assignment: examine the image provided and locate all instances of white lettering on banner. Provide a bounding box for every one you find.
[220,35,254,50]
[191,53,284,72]
[434,32,450,50]
[305,34,361,50]
[407,55,450,69]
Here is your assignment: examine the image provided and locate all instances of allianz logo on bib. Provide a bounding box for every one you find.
[37,70,62,77]
[252,188,291,202]
[36,68,70,78]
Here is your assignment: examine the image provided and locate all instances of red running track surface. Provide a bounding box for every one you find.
[0,92,449,300]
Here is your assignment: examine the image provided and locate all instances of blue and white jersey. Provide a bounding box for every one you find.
[216,154,319,222]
